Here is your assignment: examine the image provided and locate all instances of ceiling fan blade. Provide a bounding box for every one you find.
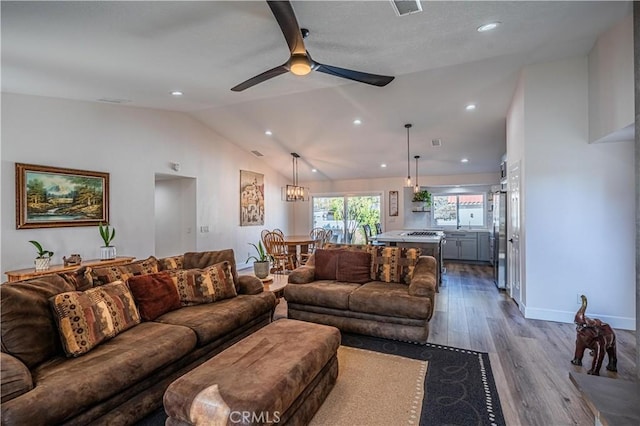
[267,0,306,55]
[231,64,289,92]
[315,63,394,87]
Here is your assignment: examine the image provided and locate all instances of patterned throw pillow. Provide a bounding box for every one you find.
[127,272,182,321]
[166,262,237,306]
[49,281,141,357]
[370,246,421,284]
[92,256,160,285]
[158,255,184,271]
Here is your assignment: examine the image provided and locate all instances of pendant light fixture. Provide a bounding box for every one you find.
[283,152,309,202]
[405,123,412,187]
[414,155,420,193]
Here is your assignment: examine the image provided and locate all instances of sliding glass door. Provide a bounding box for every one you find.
[312,194,381,244]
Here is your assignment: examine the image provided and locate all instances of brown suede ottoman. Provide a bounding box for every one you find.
[163,319,341,426]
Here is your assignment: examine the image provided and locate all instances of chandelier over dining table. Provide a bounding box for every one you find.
[283,152,309,202]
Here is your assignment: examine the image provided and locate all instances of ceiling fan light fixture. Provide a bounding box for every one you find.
[289,55,312,76]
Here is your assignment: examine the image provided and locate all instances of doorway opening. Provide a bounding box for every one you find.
[154,174,197,258]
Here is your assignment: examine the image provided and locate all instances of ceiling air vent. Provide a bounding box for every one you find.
[251,150,264,157]
[390,0,422,17]
[97,97,131,104]
[431,138,442,147]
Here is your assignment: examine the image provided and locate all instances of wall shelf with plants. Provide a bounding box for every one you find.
[411,189,431,212]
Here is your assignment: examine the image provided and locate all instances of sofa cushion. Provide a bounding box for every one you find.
[349,281,431,320]
[0,322,197,426]
[184,249,240,291]
[370,246,421,284]
[158,255,184,271]
[58,266,94,291]
[166,262,237,306]
[127,272,182,321]
[155,292,276,346]
[1,353,33,403]
[1,274,75,368]
[49,281,141,357]
[91,256,159,285]
[284,281,362,310]
[336,250,372,284]
[314,249,342,280]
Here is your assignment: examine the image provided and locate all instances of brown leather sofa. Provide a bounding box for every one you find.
[285,245,438,344]
[0,250,276,426]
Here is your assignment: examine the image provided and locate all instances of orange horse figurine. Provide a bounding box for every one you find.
[570,295,617,375]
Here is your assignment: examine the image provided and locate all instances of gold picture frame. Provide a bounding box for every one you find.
[16,163,109,229]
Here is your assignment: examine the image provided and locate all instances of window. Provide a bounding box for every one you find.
[312,194,381,244]
[432,193,486,228]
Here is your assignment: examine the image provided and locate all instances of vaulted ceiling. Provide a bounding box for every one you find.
[1,1,632,182]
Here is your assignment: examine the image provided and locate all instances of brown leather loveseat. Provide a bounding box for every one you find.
[285,244,437,344]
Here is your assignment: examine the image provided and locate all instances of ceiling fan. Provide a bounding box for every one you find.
[231,0,395,92]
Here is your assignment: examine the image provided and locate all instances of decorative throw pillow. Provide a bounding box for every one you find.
[92,256,159,285]
[59,266,93,291]
[314,249,342,280]
[370,246,421,284]
[158,255,184,271]
[127,272,182,321]
[166,262,237,306]
[336,250,372,284]
[49,281,141,357]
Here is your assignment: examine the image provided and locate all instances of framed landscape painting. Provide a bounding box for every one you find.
[16,163,109,229]
[240,170,264,226]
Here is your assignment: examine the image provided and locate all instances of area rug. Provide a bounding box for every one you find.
[341,333,506,426]
[309,346,427,425]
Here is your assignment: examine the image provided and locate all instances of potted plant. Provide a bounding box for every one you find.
[99,222,116,260]
[29,240,54,271]
[412,190,431,211]
[247,241,271,279]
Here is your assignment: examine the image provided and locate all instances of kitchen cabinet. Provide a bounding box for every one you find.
[443,232,478,260]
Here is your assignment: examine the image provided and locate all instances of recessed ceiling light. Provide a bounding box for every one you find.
[477,22,501,32]
[311,169,317,173]
[380,164,387,168]
[265,130,273,136]
[465,104,476,111]
[461,158,469,163]
[170,91,183,96]
[353,119,362,125]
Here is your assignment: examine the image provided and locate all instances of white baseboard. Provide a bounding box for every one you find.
[524,306,636,331]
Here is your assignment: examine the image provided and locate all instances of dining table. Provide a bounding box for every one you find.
[283,235,321,267]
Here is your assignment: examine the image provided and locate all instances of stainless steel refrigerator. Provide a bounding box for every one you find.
[492,191,507,289]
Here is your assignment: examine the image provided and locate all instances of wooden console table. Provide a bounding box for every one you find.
[4,256,136,282]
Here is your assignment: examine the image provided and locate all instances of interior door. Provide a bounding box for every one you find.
[508,162,523,312]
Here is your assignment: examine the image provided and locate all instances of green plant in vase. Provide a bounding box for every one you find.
[247,241,271,279]
[29,240,54,271]
[99,222,116,260]
[412,190,431,212]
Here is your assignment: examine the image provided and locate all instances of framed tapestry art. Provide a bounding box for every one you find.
[16,163,109,229]
[240,170,264,226]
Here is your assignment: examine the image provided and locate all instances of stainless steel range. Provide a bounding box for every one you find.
[407,231,439,237]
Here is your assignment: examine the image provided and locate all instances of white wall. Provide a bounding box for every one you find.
[508,56,636,330]
[292,173,499,235]
[589,15,634,143]
[1,93,292,273]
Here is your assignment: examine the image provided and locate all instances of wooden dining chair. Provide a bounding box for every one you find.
[323,229,333,247]
[300,228,325,264]
[272,228,284,237]
[261,229,270,246]
[263,231,295,273]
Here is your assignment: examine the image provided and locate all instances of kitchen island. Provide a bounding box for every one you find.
[372,230,444,290]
